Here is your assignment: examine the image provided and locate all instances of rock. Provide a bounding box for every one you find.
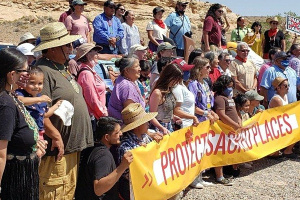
[52,6,61,11]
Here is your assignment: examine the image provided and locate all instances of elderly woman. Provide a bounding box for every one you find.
[0,48,45,199]
[108,57,144,120]
[75,43,108,132]
[204,51,221,88]
[146,7,168,52]
[120,10,142,56]
[64,0,91,43]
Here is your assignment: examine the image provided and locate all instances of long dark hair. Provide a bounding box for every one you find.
[205,3,223,23]
[152,63,183,96]
[212,75,235,96]
[0,48,27,92]
[188,48,203,64]
[115,3,124,15]
[234,93,249,111]
[251,21,262,34]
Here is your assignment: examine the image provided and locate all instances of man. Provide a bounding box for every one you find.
[217,52,232,77]
[75,117,133,200]
[33,22,94,200]
[229,42,257,95]
[230,16,250,42]
[260,51,300,107]
[18,32,37,45]
[93,0,124,54]
[165,0,191,57]
[128,44,148,60]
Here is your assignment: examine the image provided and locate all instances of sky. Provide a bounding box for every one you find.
[205,0,300,16]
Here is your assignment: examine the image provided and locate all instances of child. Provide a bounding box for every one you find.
[16,66,62,140]
[234,93,250,122]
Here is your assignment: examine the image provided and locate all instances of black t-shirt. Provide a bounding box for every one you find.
[263,30,285,53]
[75,142,119,200]
[0,91,35,155]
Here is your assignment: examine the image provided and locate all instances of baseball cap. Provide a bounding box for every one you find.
[128,44,148,57]
[273,51,288,61]
[172,58,194,71]
[245,90,264,101]
[16,43,35,56]
[72,0,87,6]
[177,0,189,5]
[104,0,115,7]
[157,42,176,53]
[272,77,288,88]
[153,7,165,15]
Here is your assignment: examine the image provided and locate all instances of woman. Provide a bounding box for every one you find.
[243,21,263,56]
[75,43,108,132]
[64,0,91,43]
[146,7,168,52]
[0,48,41,199]
[204,51,221,88]
[262,17,285,59]
[149,63,183,134]
[188,57,218,188]
[108,57,144,120]
[115,3,125,23]
[120,10,142,56]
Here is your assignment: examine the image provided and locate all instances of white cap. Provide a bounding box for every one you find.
[16,43,35,56]
[54,100,74,126]
[128,44,148,57]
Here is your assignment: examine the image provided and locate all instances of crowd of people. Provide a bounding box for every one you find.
[0,0,300,200]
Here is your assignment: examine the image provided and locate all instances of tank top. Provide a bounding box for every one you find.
[156,92,176,123]
[269,94,288,107]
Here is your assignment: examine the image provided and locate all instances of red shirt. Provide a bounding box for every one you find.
[209,67,221,83]
[202,16,222,46]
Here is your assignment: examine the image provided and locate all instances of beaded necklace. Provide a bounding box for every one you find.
[9,92,38,152]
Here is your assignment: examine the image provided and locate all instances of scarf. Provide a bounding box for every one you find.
[235,55,247,63]
[154,19,165,29]
[268,28,277,38]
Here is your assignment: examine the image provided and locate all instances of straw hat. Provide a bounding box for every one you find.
[121,103,157,133]
[18,32,36,45]
[266,16,279,23]
[272,77,288,88]
[33,22,81,52]
[74,43,103,61]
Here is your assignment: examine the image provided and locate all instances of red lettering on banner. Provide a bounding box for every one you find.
[206,130,215,156]
[168,148,179,180]
[270,117,279,139]
[277,115,285,137]
[244,128,253,150]
[252,123,259,147]
[195,135,202,164]
[160,151,168,185]
[259,122,267,144]
[187,139,196,168]
[283,113,292,134]
[181,141,190,170]
[233,133,242,153]
[175,144,186,175]
[265,120,274,142]
[214,132,226,155]
[227,132,237,154]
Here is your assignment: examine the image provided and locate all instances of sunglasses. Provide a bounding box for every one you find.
[65,43,72,48]
[205,65,211,69]
[225,59,231,63]
[181,4,187,8]
[119,8,125,12]
[240,49,250,53]
[271,22,278,25]
[16,69,29,73]
[217,10,224,13]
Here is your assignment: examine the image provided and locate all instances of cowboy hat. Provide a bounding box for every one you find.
[266,16,279,23]
[33,22,81,52]
[74,43,103,61]
[121,103,157,133]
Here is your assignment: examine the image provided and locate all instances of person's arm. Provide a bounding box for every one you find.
[281,39,286,52]
[202,17,213,52]
[260,86,269,108]
[115,18,124,44]
[17,95,51,106]
[87,31,91,43]
[147,30,159,46]
[94,151,133,196]
[0,140,8,184]
[215,109,241,129]
[252,75,257,90]
[203,31,210,52]
[93,16,110,43]
[268,96,283,108]
[44,100,63,118]
[120,25,128,55]
[174,102,199,126]
[232,76,248,93]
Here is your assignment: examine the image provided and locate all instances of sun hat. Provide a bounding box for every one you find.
[245,90,264,101]
[16,43,35,56]
[32,22,81,52]
[128,44,148,57]
[157,42,176,53]
[74,43,103,61]
[54,100,74,126]
[121,103,157,133]
[171,58,194,71]
[153,7,164,15]
[272,77,288,89]
[18,32,36,45]
[266,16,279,23]
[273,51,288,61]
[72,0,87,6]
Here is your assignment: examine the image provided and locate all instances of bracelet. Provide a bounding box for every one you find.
[203,110,208,117]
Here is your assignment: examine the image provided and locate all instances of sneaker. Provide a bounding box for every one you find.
[216,177,233,186]
[199,180,214,187]
[190,179,204,189]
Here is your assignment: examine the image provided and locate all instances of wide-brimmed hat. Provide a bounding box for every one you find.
[72,0,87,6]
[18,32,36,45]
[266,16,279,23]
[272,77,288,88]
[16,43,35,56]
[33,22,81,52]
[121,103,157,133]
[74,43,103,61]
[172,58,194,71]
[245,90,264,101]
[128,44,148,57]
[157,42,176,53]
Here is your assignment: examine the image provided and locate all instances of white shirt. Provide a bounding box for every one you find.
[120,23,141,55]
[146,20,168,41]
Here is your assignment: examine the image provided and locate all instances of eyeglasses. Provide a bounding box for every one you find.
[240,49,250,53]
[217,10,224,13]
[119,8,125,12]
[16,69,29,73]
[225,59,232,63]
[65,43,72,48]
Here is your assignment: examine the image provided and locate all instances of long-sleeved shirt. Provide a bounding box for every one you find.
[120,23,141,55]
[93,13,124,46]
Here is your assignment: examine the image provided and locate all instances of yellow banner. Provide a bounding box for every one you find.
[129,101,300,200]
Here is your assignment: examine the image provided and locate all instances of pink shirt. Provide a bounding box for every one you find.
[77,63,107,119]
[258,62,272,91]
[64,13,91,42]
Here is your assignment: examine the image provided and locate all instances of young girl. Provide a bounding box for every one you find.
[234,93,250,122]
[16,66,62,140]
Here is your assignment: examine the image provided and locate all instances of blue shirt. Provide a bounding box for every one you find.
[260,65,300,103]
[93,13,124,46]
[164,12,191,50]
[15,89,48,131]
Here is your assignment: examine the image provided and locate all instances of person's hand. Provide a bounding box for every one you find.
[109,37,117,46]
[51,137,64,161]
[36,139,48,158]
[159,126,170,135]
[140,38,145,46]
[153,132,163,143]
[54,100,63,109]
[192,116,199,126]
[119,151,134,169]
[204,46,210,52]
[39,95,52,103]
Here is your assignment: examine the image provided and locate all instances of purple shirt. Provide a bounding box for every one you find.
[289,55,300,77]
[108,76,145,120]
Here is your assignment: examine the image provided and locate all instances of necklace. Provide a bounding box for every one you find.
[49,59,80,93]
[9,92,38,151]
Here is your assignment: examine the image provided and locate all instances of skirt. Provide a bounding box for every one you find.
[1,153,39,200]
